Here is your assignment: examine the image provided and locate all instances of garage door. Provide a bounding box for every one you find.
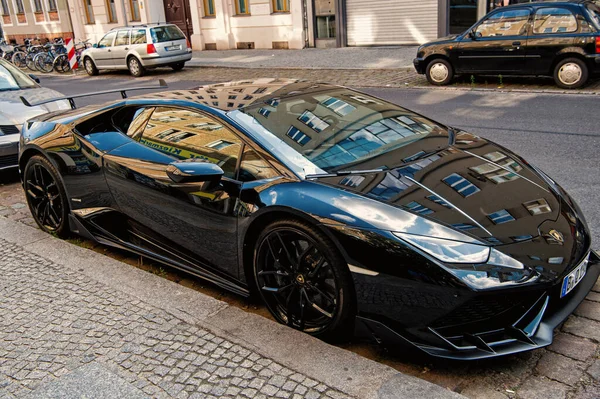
[346,0,439,46]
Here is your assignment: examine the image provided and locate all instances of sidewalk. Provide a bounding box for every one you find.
[0,216,462,399]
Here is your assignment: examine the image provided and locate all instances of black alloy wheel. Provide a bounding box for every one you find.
[254,219,355,340]
[24,155,69,237]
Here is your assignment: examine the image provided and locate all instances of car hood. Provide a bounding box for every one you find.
[0,87,68,126]
[420,34,460,47]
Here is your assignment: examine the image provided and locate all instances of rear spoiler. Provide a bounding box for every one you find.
[20,79,168,110]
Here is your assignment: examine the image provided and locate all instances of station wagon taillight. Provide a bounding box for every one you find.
[186,38,191,51]
[596,36,600,54]
[147,43,157,54]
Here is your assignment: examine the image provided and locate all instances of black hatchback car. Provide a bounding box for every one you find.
[414,0,600,88]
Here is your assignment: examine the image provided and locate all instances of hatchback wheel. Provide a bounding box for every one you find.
[24,155,70,237]
[253,219,355,341]
[171,62,185,71]
[553,58,588,89]
[84,58,99,76]
[426,58,453,85]
[128,57,145,77]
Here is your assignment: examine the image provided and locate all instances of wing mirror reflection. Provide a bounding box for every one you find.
[28,74,40,83]
[166,160,224,184]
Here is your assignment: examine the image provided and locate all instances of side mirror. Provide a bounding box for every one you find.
[93,43,98,48]
[166,160,224,184]
[28,74,40,83]
[469,29,482,39]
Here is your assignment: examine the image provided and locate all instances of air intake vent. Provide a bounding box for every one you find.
[0,125,19,135]
[0,154,18,168]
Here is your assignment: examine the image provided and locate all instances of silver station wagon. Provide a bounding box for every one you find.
[82,23,192,77]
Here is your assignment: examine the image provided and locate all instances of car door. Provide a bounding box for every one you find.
[103,106,245,279]
[525,6,578,75]
[111,29,131,68]
[456,7,531,73]
[94,31,117,68]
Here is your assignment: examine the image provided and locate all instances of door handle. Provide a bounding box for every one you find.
[108,49,111,52]
[512,41,521,46]
[124,47,129,50]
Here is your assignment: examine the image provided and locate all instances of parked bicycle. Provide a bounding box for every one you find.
[33,38,67,73]
[11,38,44,70]
[53,39,91,73]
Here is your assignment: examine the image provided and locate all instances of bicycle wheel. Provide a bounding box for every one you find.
[53,54,70,73]
[35,53,54,73]
[26,53,37,71]
[11,51,27,68]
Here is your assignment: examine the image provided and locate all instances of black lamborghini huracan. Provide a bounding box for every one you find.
[19,79,598,360]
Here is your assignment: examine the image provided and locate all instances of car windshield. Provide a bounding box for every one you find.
[228,86,447,175]
[0,59,37,91]
[150,26,186,43]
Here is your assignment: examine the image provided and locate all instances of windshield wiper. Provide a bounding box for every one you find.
[305,168,385,179]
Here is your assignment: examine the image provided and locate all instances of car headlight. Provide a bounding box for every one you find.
[393,232,524,270]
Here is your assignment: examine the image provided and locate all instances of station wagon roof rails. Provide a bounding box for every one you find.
[20,79,168,110]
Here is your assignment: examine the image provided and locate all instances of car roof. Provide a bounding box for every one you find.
[109,22,179,31]
[138,79,342,112]
[499,0,591,9]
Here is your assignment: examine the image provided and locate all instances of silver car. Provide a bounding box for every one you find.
[82,24,193,77]
[0,59,68,173]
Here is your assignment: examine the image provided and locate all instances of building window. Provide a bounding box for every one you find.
[442,173,480,197]
[235,0,249,15]
[1,0,8,15]
[33,0,43,13]
[15,0,24,14]
[272,0,288,12]
[83,0,95,23]
[286,126,311,146]
[47,0,56,10]
[203,0,215,16]
[129,0,139,20]
[106,0,117,22]
[487,209,515,225]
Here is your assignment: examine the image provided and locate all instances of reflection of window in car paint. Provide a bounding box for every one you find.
[286,126,311,146]
[238,147,279,182]
[321,97,356,117]
[186,122,222,131]
[476,9,530,37]
[548,257,564,264]
[167,132,196,143]
[266,98,280,107]
[157,115,184,122]
[511,235,533,242]
[523,198,552,216]
[427,194,452,208]
[443,173,481,197]
[370,173,412,200]
[340,175,364,188]
[487,209,515,224]
[533,7,577,34]
[258,108,271,117]
[452,223,476,231]
[298,110,329,133]
[207,140,233,150]
[156,129,180,139]
[404,201,434,215]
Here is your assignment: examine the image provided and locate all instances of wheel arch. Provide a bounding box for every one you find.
[549,50,588,75]
[424,53,452,67]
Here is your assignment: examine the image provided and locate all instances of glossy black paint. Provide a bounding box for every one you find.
[18,81,598,360]
[414,0,600,77]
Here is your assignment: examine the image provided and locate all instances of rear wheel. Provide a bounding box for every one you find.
[425,58,453,86]
[54,54,70,73]
[253,219,355,341]
[23,155,70,238]
[84,57,98,76]
[171,62,185,71]
[25,53,37,71]
[11,51,27,68]
[128,56,145,77]
[553,57,588,89]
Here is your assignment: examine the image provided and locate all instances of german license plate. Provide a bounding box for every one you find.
[560,257,588,298]
[165,45,181,51]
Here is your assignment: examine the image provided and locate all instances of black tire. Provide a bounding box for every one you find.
[171,62,185,71]
[425,58,453,86]
[128,56,145,77]
[253,219,356,342]
[84,57,99,76]
[553,57,588,89]
[23,155,70,238]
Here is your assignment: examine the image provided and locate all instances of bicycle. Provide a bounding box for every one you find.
[34,38,66,73]
[53,39,91,73]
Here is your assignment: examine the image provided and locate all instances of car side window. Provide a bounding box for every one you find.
[131,29,147,45]
[98,31,117,48]
[238,146,280,182]
[140,107,243,179]
[115,30,130,46]
[475,9,531,37]
[533,7,578,34]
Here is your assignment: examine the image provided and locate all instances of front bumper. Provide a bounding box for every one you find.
[141,52,193,67]
[413,57,426,74]
[0,135,19,171]
[356,250,600,360]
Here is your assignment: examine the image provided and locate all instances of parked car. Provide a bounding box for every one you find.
[414,0,600,88]
[18,79,598,359]
[0,59,68,174]
[81,23,192,78]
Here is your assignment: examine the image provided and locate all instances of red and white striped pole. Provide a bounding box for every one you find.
[65,38,77,71]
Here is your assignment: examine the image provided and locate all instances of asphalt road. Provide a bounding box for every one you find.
[38,75,600,247]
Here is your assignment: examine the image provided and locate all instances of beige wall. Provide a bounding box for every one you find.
[2,0,73,42]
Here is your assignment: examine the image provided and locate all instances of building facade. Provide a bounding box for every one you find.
[1,0,73,43]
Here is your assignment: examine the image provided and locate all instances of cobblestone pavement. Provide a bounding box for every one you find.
[0,236,351,399]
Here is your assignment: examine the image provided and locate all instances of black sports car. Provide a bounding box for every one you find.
[19,79,598,360]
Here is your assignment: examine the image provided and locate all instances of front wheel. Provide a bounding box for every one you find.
[54,54,70,73]
[128,57,145,77]
[84,57,99,76]
[171,62,185,71]
[35,53,54,73]
[253,219,355,341]
[23,155,70,237]
[553,58,588,89]
[11,51,27,68]
[425,58,454,86]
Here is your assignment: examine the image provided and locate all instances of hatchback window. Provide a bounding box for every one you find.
[114,30,130,46]
[131,29,147,44]
[475,9,530,37]
[533,7,577,34]
[150,25,186,43]
[98,31,116,48]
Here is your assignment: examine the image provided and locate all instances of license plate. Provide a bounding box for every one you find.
[165,45,181,51]
[560,257,589,298]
